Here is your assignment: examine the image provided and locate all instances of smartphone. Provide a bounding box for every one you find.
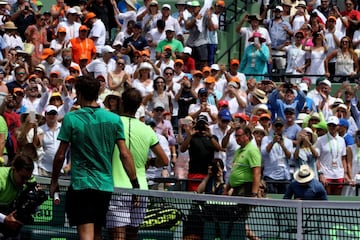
[254,37,260,45]
[29,110,36,123]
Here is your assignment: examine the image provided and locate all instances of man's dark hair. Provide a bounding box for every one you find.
[75,76,100,101]
[12,155,34,172]
[156,19,166,29]
[121,88,142,115]
[236,126,253,140]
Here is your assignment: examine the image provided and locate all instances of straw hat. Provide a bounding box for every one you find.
[294,165,315,183]
[4,21,17,30]
[252,88,268,104]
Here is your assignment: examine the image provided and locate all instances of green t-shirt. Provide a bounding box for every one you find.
[0,167,35,207]
[155,39,184,54]
[229,142,261,187]
[58,107,125,192]
[0,115,8,155]
[112,116,158,190]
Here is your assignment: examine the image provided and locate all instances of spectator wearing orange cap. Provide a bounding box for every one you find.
[85,12,106,54]
[191,70,204,92]
[155,45,175,74]
[223,58,247,91]
[203,76,222,106]
[49,27,69,62]
[40,48,60,77]
[69,25,97,64]
[214,0,226,31]
[173,59,186,81]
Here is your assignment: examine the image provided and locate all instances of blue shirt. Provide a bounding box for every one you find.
[268,89,306,120]
[283,179,328,200]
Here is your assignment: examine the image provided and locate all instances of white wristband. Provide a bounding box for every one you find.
[0,213,6,223]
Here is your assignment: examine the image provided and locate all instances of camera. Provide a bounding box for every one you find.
[164,51,171,58]
[194,123,206,132]
[24,6,29,10]
[210,162,220,176]
[9,182,48,224]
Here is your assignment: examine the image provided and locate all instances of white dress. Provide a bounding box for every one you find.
[305,48,326,84]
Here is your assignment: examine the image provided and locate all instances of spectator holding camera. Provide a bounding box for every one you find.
[188,88,218,124]
[197,158,225,194]
[261,117,293,194]
[0,147,38,238]
[180,115,221,191]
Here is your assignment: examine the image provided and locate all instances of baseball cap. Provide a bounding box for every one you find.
[218,100,229,108]
[154,101,165,110]
[40,48,54,60]
[284,107,295,114]
[339,118,349,128]
[204,76,215,83]
[275,6,283,11]
[58,27,66,33]
[79,25,89,31]
[162,4,171,9]
[219,109,232,121]
[273,117,285,126]
[196,115,209,124]
[84,12,96,23]
[174,59,184,65]
[45,105,58,114]
[101,45,115,54]
[67,7,77,14]
[184,47,192,55]
[198,88,208,95]
[327,116,339,125]
[202,66,211,73]
[299,82,308,92]
[164,26,175,32]
[13,87,24,94]
[321,79,331,87]
[210,64,220,71]
[230,59,240,65]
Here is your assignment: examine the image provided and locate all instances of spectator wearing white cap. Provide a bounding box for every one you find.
[308,78,335,120]
[83,45,116,81]
[185,0,211,69]
[57,8,81,41]
[265,6,293,75]
[38,105,68,177]
[298,82,316,113]
[182,46,196,73]
[155,25,184,59]
[316,116,347,195]
[156,4,183,40]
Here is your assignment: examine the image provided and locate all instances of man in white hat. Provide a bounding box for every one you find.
[57,8,81,41]
[283,164,327,200]
[84,45,116,81]
[265,6,293,75]
[283,165,327,200]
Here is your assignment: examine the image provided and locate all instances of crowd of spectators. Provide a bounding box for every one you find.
[0,0,359,200]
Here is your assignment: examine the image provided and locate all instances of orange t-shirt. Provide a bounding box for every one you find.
[69,37,96,64]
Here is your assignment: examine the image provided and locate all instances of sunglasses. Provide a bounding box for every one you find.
[117,62,125,65]
[154,108,164,112]
[164,72,173,76]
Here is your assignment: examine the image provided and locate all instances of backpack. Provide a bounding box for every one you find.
[140,197,185,231]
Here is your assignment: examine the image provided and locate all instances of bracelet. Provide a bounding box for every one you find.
[251,192,258,196]
[130,178,140,189]
[171,154,177,156]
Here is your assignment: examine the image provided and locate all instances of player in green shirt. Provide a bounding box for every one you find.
[50,76,139,240]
